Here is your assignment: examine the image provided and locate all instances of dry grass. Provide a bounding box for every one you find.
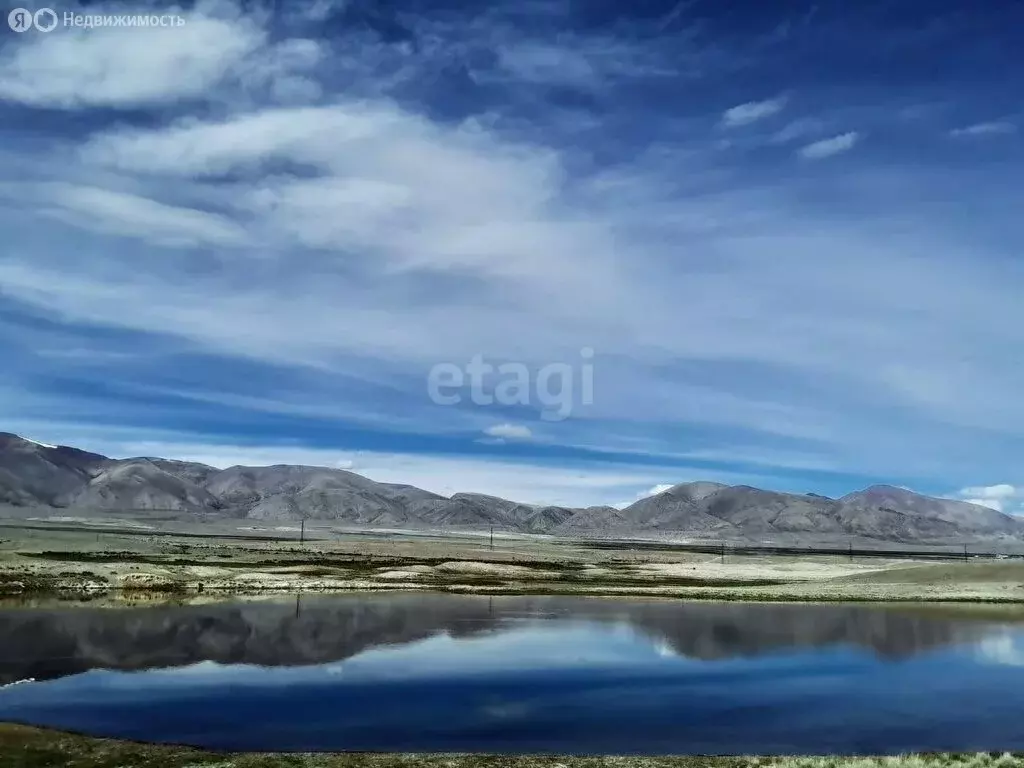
[3,523,1024,604]
[1,725,1023,768]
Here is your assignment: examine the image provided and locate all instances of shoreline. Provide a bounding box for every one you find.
[0,724,1022,768]
[8,586,1024,606]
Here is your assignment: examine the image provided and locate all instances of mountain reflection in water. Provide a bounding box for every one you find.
[0,594,1002,683]
[2,595,1024,755]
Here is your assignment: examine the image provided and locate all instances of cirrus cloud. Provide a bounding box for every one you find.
[798,131,860,159]
[720,96,787,128]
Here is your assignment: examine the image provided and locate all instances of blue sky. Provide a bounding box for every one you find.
[1,0,1024,510]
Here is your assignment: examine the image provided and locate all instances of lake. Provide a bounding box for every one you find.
[2,594,1024,754]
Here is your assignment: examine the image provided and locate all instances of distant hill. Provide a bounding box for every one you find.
[1,432,1022,543]
[617,481,1024,541]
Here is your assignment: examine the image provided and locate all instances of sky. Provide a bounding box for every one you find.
[1,0,1024,511]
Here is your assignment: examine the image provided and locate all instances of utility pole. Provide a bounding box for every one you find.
[721,542,725,564]
[849,541,853,562]
[490,526,494,551]
[963,543,968,563]
[300,519,305,546]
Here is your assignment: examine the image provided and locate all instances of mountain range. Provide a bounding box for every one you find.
[1,432,1021,543]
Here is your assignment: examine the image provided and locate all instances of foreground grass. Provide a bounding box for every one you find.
[1,725,1023,768]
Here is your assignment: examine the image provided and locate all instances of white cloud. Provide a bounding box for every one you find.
[0,13,265,108]
[79,102,610,282]
[960,483,1018,499]
[952,484,1024,514]
[949,122,1016,138]
[721,96,787,128]
[11,116,1024,482]
[798,131,860,159]
[31,184,249,248]
[644,483,673,497]
[609,482,675,510]
[6,1,1024,499]
[79,105,382,177]
[609,482,676,510]
[483,424,533,440]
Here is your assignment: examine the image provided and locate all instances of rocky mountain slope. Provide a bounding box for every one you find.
[1,432,1022,542]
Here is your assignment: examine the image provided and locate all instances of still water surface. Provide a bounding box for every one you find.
[2,595,1024,754]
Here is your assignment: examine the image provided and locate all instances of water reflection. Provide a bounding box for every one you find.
[0,595,1006,683]
[2,596,1024,754]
